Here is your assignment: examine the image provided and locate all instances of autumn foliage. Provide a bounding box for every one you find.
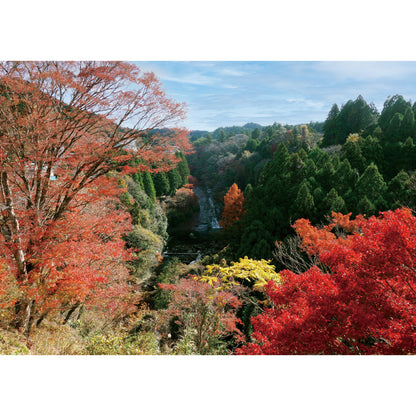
[158,277,243,354]
[237,208,416,354]
[0,61,190,332]
[219,183,245,229]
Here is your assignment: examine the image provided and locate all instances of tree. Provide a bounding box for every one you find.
[323,188,347,214]
[153,172,171,196]
[200,256,281,290]
[158,277,243,354]
[322,103,340,147]
[142,171,156,200]
[323,97,378,146]
[400,108,415,139]
[176,152,190,184]
[199,257,282,340]
[251,128,261,141]
[0,61,190,332]
[355,163,387,210]
[237,208,416,354]
[219,183,246,229]
[292,181,315,219]
[341,137,365,173]
[167,168,182,195]
[385,112,404,142]
[218,129,226,143]
[379,95,411,133]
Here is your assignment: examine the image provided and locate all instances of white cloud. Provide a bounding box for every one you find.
[315,61,416,81]
[217,67,247,77]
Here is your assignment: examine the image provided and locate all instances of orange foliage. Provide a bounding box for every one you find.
[0,61,190,331]
[219,183,246,229]
[293,211,365,256]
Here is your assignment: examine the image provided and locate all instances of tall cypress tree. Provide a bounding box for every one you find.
[379,95,411,133]
[322,103,340,147]
[153,172,171,196]
[385,112,404,142]
[132,172,144,188]
[142,171,156,201]
[176,152,190,184]
[167,168,182,195]
[293,181,315,220]
[356,163,387,208]
[400,107,415,139]
[341,139,366,174]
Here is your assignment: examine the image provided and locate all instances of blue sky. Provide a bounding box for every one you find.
[135,61,416,132]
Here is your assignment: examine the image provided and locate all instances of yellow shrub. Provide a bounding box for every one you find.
[198,256,281,290]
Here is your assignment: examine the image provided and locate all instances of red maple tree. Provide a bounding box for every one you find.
[159,277,243,354]
[219,183,245,229]
[0,61,191,332]
[237,208,416,354]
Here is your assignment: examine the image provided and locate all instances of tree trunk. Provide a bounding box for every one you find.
[1,171,33,333]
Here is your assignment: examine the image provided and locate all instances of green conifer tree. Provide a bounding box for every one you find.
[357,195,377,216]
[142,171,156,200]
[167,168,182,195]
[356,163,387,205]
[153,172,171,197]
[293,181,315,219]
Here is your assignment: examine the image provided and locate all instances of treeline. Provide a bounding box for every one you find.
[186,95,416,263]
[322,94,416,150]
[236,94,416,260]
[129,151,190,199]
[187,121,323,207]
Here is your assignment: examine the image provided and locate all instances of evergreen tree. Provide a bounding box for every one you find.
[167,168,182,195]
[132,172,144,188]
[259,143,289,185]
[293,181,315,219]
[304,158,317,178]
[359,135,383,167]
[356,163,387,206]
[285,153,306,186]
[400,107,415,139]
[341,139,366,174]
[334,159,357,196]
[357,195,377,216]
[176,152,190,184]
[385,112,404,142]
[153,172,170,196]
[251,128,261,141]
[142,171,156,200]
[401,137,416,172]
[244,183,253,198]
[379,95,411,133]
[387,170,412,208]
[316,158,335,193]
[323,188,347,214]
[218,129,226,143]
[325,96,378,145]
[245,138,258,152]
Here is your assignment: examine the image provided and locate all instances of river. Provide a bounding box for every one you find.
[192,186,221,232]
[164,186,223,263]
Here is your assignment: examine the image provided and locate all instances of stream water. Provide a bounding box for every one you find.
[192,186,221,232]
[164,186,223,263]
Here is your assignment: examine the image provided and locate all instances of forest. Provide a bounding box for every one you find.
[0,62,415,355]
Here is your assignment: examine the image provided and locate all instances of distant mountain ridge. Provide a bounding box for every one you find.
[189,121,324,142]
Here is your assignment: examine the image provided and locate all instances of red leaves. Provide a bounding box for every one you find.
[238,208,416,355]
[0,61,192,329]
[20,193,136,316]
[158,277,244,352]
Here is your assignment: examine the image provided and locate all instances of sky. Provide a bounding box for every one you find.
[135,61,416,132]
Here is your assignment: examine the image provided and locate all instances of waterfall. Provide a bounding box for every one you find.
[193,187,221,232]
